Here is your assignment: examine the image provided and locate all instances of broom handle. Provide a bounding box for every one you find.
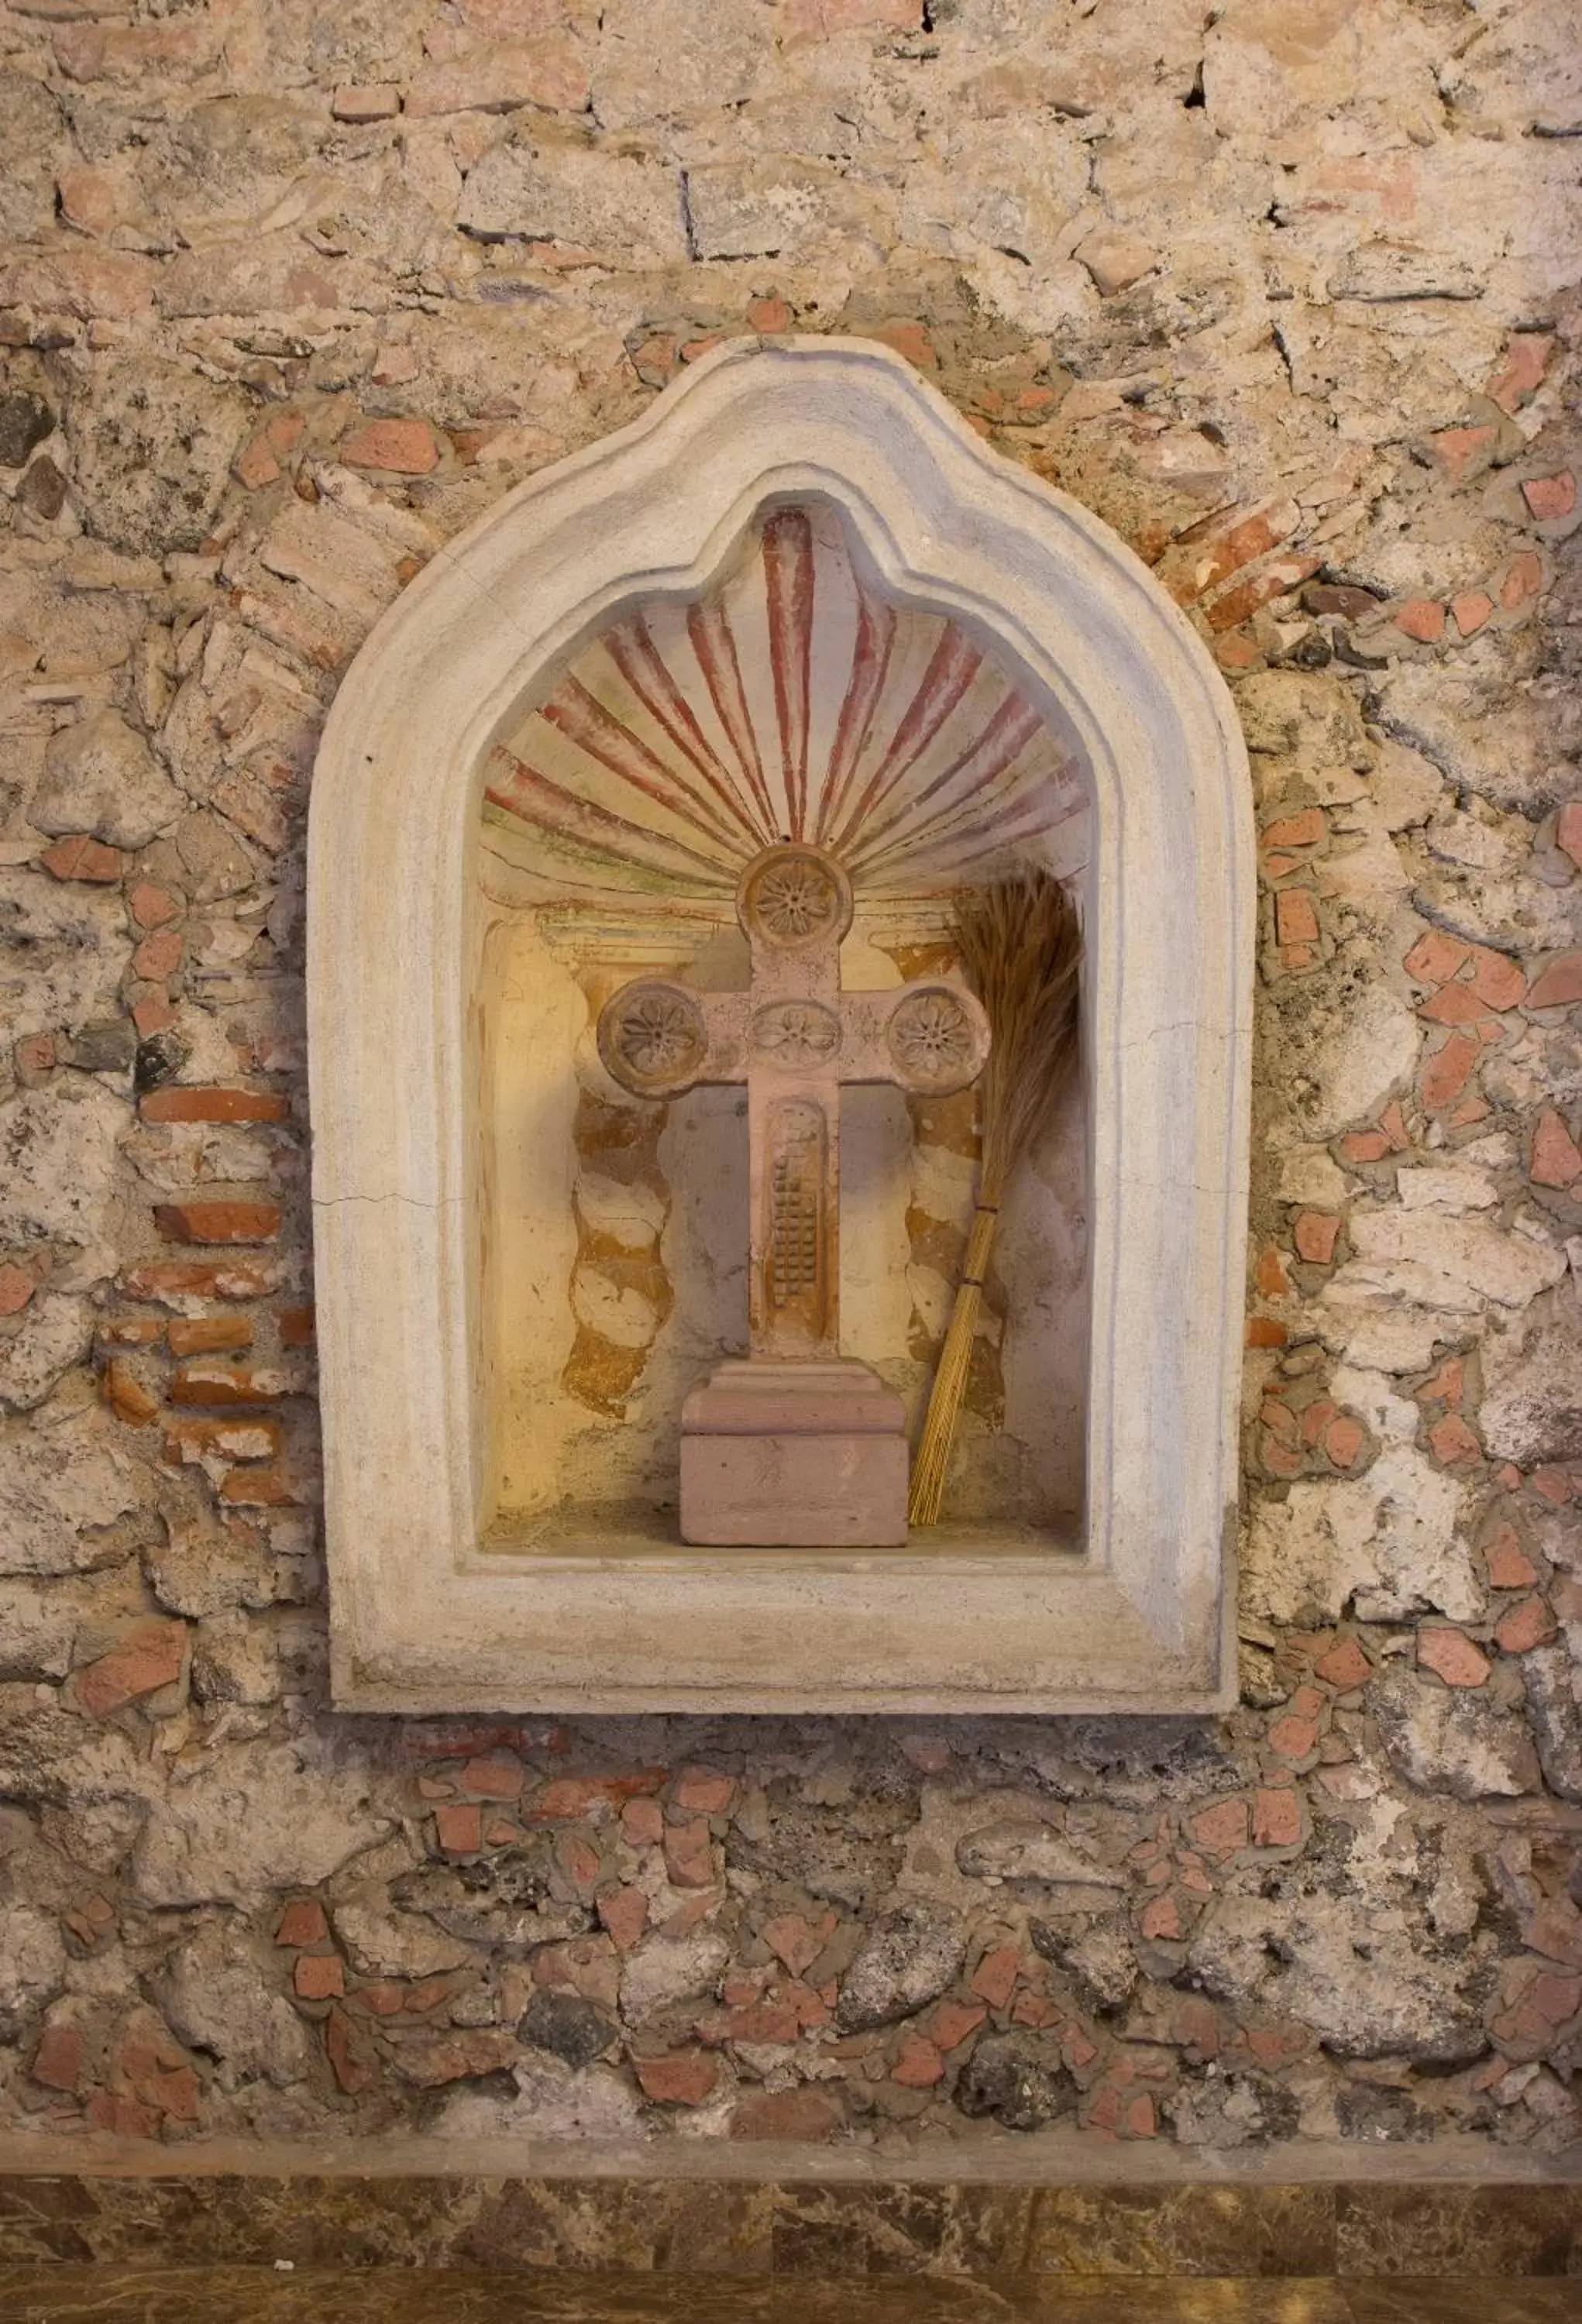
[907,1198,1002,1528]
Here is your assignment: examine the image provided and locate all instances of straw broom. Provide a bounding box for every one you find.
[908,870,1082,1528]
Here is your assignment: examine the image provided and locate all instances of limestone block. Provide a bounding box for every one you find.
[0,867,131,1043]
[0,1901,67,2031]
[1275,980,1420,1142]
[31,710,184,850]
[1480,1294,1582,1468]
[154,1920,314,2089]
[0,1403,143,1579]
[0,1293,93,1414]
[458,135,686,265]
[130,1740,390,1906]
[1345,1208,1567,1311]
[1373,1662,1542,1801]
[0,1083,129,1274]
[1243,1444,1478,1624]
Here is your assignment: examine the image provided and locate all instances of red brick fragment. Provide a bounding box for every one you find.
[1395,598,1445,643]
[169,1363,277,1407]
[970,1942,1021,2009]
[1252,1786,1303,1848]
[871,319,937,370]
[86,2092,163,2140]
[1208,555,1322,631]
[1464,946,1525,1011]
[1189,1796,1249,1859]
[434,1801,483,1855]
[0,1263,35,1316]
[74,1619,186,1715]
[662,1817,715,1889]
[927,1999,986,2051]
[1429,1412,1481,1466]
[1339,1130,1391,1164]
[1531,1107,1582,1188]
[595,1884,648,1951]
[621,1794,665,1846]
[294,1952,345,1999]
[1521,471,1576,522]
[167,1315,253,1356]
[1255,1247,1291,1297]
[325,2006,374,2094]
[462,1751,524,1800]
[1418,1626,1491,1687]
[131,988,175,1040]
[1485,1525,1539,1592]
[341,417,439,474]
[276,1899,328,1948]
[1419,981,1491,1027]
[1451,590,1494,639]
[41,834,123,883]
[1324,1415,1365,1470]
[31,2022,84,2092]
[129,882,179,930]
[892,2033,944,2088]
[635,2048,720,2105]
[1245,1318,1288,1349]
[98,1356,158,1429]
[1488,333,1550,413]
[1275,889,1319,946]
[672,1765,736,1815]
[1314,1637,1372,1691]
[121,1259,277,1302]
[1422,1033,1478,1110]
[532,1769,665,1818]
[1405,928,1470,988]
[140,1086,290,1124]
[1527,951,1582,1010]
[1139,1889,1183,1942]
[1495,1595,1556,1655]
[132,928,182,981]
[332,84,401,122]
[1267,1714,1319,1760]
[1533,1466,1576,1507]
[747,294,793,333]
[1262,807,1325,850]
[1293,1210,1340,1265]
[1429,424,1498,485]
[729,2086,841,2141]
[279,1305,315,1347]
[153,1201,281,1245]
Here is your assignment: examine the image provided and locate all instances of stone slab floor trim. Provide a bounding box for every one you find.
[2,0,1582,2170]
[1,2270,1581,2323]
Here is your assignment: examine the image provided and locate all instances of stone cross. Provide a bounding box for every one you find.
[597,843,990,1362]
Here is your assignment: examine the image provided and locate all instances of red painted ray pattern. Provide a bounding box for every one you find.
[483,501,1087,902]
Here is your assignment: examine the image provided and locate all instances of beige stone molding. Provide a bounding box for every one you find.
[308,335,1254,1714]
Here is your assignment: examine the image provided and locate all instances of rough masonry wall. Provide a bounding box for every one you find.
[2,0,1582,2157]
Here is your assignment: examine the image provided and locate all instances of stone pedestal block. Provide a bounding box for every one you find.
[679,1359,908,1546]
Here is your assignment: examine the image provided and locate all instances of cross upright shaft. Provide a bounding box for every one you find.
[597,843,990,1363]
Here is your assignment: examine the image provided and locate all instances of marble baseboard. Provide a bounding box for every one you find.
[0,2161,1577,2278]
[0,2272,1580,2324]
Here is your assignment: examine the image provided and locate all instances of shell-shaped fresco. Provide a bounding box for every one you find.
[482,500,1087,906]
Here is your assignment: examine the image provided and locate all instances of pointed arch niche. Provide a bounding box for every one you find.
[308,338,1253,1714]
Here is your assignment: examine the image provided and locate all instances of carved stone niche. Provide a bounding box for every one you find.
[308,338,1253,1714]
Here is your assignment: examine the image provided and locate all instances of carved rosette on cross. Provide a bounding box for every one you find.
[597,842,991,1545]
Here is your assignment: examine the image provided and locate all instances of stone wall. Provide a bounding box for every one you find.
[2,0,1581,2157]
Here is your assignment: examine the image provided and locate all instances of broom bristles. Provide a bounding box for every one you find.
[909,869,1082,1528]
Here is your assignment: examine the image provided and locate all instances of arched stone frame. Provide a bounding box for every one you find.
[308,336,1254,1714]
